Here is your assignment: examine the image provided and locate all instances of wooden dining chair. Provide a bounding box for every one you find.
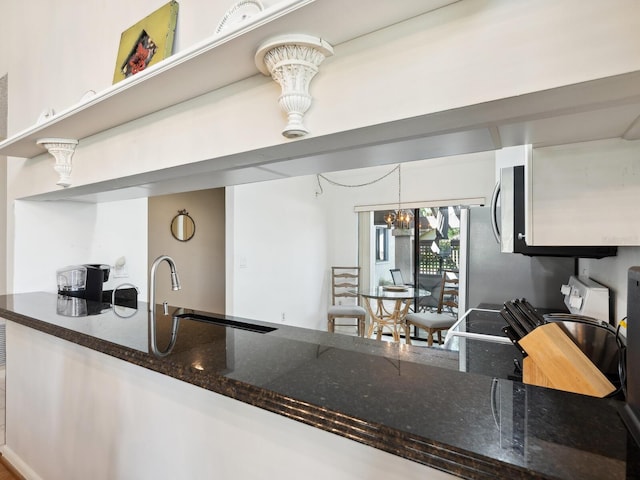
[390,268,413,286]
[390,268,404,285]
[404,271,459,346]
[327,266,366,337]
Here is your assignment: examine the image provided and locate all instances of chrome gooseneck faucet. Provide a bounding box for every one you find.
[149,255,181,312]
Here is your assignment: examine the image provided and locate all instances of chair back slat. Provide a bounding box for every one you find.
[334,281,357,288]
[334,273,358,279]
[390,269,404,285]
[331,266,361,306]
[436,271,459,314]
[335,291,358,298]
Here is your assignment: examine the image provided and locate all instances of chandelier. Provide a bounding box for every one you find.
[384,164,413,229]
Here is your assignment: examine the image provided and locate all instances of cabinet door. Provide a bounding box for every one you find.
[527,138,640,246]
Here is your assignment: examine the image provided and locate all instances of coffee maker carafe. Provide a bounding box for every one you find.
[57,264,110,302]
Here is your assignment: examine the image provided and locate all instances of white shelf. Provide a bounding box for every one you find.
[0,0,459,159]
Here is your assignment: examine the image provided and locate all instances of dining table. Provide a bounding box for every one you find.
[360,286,430,342]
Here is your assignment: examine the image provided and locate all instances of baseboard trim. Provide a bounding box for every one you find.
[0,446,41,480]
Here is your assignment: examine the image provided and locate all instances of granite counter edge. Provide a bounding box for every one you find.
[0,307,548,480]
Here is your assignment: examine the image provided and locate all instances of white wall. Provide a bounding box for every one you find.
[0,75,6,295]
[5,0,257,297]
[229,176,329,329]
[6,0,640,199]
[13,198,148,296]
[581,248,640,325]
[229,152,494,330]
[5,0,640,300]
[3,0,272,136]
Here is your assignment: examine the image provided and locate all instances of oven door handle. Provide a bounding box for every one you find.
[490,180,501,244]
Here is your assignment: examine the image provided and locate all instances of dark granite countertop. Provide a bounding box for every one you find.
[0,292,636,479]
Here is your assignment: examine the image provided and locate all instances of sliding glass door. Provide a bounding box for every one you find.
[371,206,461,310]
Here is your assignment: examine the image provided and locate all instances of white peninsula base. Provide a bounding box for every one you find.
[2,321,456,480]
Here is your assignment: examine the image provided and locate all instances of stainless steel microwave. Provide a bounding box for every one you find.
[490,165,617,258]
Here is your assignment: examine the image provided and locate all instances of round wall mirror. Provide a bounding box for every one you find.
[171,209,196,242]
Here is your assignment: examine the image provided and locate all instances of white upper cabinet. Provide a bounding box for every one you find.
[526,138,640,246]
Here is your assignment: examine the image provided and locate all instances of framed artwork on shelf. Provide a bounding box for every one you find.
[112,1,179,84]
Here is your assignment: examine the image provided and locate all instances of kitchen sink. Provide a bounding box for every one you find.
[175,312,277,334]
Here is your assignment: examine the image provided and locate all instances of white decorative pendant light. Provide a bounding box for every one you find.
[255,34,333,138]
[36,138,79,188]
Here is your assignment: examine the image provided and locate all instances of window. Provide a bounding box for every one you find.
[375,226,389,262]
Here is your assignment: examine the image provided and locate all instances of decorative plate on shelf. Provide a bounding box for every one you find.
[216,0,264,34]
[383,285,408,292]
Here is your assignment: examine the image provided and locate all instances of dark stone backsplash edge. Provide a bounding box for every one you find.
[0,307,548,480]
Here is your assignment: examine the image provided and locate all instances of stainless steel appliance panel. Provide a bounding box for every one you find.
[467,206,575,310]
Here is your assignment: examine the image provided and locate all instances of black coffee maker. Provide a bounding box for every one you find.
[57,264,110,302]
[83,264,110,301]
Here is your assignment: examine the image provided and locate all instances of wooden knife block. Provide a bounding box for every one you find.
[519,322,616,398]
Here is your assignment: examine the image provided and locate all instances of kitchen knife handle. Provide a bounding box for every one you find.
[500,308,528,339]
[503,303,532,336]
[502,325,527,356]
[512,300,540,331]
